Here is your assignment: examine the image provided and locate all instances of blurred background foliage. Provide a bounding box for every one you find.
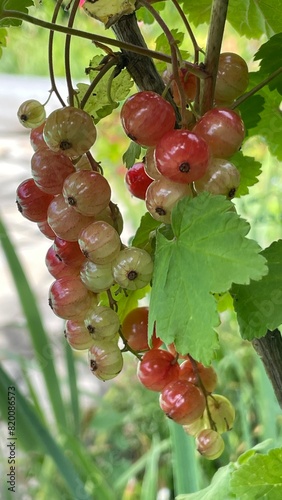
[0,1,282,499]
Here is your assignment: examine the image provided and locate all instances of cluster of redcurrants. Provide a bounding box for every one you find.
[15,51,246,459]
[16,100,154,381]
[121,306,235,460]
[123,52,249,210]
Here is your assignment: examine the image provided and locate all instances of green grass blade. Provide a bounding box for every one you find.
[140,435,162,500]
[0,364,92,500]
[64,343,80,434]
[0,216,67,430]
[168,419,199,495]
[114,439,170,493]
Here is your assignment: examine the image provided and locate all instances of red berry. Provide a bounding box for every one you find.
[179,359,217,393]
[16,178,53,223]
[137,348,180,391]
[48,275,97,320]
[159,379,206,425]
[193,108,245,158]
[155,129,210,184]
[125,162,153,200]
[121,91,176,147]
[122,307,162,352]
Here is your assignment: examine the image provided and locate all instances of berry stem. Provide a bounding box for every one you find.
[48,0,66,107]
[231,66,282,109]
[106,288,118,312]
[0,9,208,79]
[138,0,187,127]
[119,328,143,360]
[187,355,217,430]
[170,0,204,65]
[199,0,229,115]
[64,0,80,107]
[85,151,102,173]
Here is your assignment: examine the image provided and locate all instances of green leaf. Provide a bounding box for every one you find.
[254,33,282,94]
[181,0,282,38]
[240,73,282,161]
[148,193,267,364]
[0,0,34,27]
[76,55,133,123]
[122,141,142,169]
[230,448,282,499]
[238,94,265,133]
[131,212,161,253]
[231,151,262,197]
[136,2,166,25]
[0,28,7,57]
[177,463,236,500]
[231,240,282,340]
[154,29,190,72]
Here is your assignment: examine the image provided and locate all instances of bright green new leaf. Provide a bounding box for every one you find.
[154,29,190,72]
[76,55,133,123]
[230,448,282,499]
[122,141,142,169]
[231,152,262,197]
[148,193,268,364]
[0,0,34,27]
[177,463,236,500]
[231,240,282,340]
[181,0,282,38]
[132,212,161,253]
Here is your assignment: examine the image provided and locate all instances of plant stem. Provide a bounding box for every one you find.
[65,0,80,106]
[48,0,66,106]
[231,66,282,109]
[1,8,205,78]
[252,329,282,409]
[171,0,204,64]
[199,0,229,115]
[80,55,119,109]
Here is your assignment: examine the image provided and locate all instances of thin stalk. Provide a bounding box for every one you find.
[64,0,80,106]
[138,0,187,126]
[231,66,282,109]
[200,0,229,115]
[171,0,204,64]
[48,0,66,106]
[1,9,207,79]
[80,56,118,109]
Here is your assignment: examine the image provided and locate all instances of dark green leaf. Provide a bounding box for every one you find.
[0,0,34,27]
[253,34,282,94]
[148,193,267,364]
[238,94,265,133]
[136,2,167,25]
[181,0,282,38]
[232,240,282,340]
[0,27,7,57]
[231,152,262,197]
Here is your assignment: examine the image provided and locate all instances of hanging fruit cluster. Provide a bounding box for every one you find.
[14,0,251,459]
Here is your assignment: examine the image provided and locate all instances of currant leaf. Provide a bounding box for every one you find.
[122,142,142,169]
[0,0,34,27]
[148,193,268,365]
[230,448,282,499]
[253,33,282,94]
[181,0,282,38]
[231,152,262,197]
[231,240,282,341]
[76,55,133,123]
[131,212,161,252]
[237,94,265,133]
[154,29,190,72]
[136,2,166,25]
[176,463,236,500]
[99,284,151,324]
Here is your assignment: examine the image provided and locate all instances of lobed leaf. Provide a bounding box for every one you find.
[232,151,262,197]
[0,0,34,27]
[231,240,282,340]
[148,193,268,364]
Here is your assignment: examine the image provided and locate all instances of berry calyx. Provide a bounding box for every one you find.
[155,129,210,184]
